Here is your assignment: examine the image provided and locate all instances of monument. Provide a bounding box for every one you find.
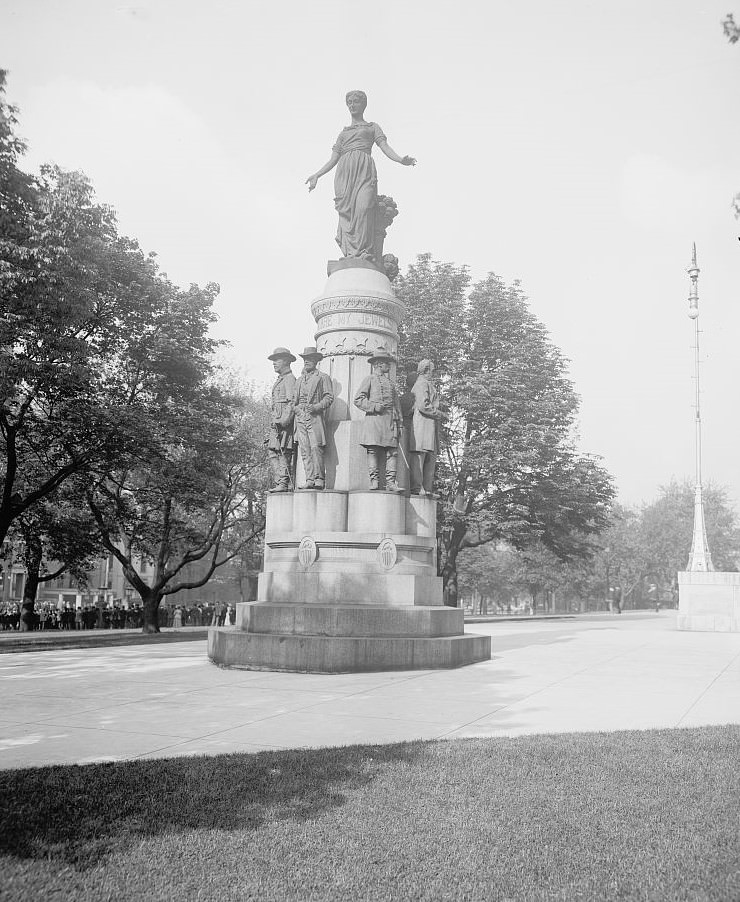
[208,91,491,671]
[677,245,740,631]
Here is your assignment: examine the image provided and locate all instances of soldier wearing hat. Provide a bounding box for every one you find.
[292,347,334,489]
[354,345,404,492]
[266,347,297,492]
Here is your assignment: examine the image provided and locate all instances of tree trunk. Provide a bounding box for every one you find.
[442,557,459,607]
[441,519,467,608]
[0,513,12,550]
[19,534,42,632]
[141,590,163,633]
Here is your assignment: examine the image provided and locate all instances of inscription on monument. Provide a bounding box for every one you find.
[318,312,394,330]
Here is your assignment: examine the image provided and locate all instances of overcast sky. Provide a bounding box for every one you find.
[2,0,739,510]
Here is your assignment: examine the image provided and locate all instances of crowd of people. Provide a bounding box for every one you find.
[0,605,20,630]
[159,603,236,628]
[0,601,238,630]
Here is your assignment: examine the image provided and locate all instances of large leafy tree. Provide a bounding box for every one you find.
[87,366,269,633]
[1,72,269,631]
[0,70,37,293]
[0,71,185,549]
[397,255,615,604]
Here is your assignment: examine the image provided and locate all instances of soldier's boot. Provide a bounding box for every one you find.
[297,447,316,489]
[367,450,380,490]
[409,452,422,494]
[421,452,437,496]
[268,455,291,492]
[385,469,404,493]
[385,450,404,493]
[312,446,325,490]
[268,476,290,493]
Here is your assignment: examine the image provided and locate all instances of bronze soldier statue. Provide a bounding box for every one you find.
[354,345,403,492]
[408,358,443,496]
[293,347,334,490]
[267,347,297,493]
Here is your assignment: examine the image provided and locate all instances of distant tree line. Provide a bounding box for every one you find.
[456,480,739,613]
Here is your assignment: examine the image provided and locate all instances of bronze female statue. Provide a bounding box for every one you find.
[306,90,416,266]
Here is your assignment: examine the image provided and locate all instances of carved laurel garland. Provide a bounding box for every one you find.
[311,296,403,320]
[317,336,399,357]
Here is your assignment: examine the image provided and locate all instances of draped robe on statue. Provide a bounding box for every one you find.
[332,122,386,262]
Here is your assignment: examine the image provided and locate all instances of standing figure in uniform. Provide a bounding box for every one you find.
[409,358,443,496]
[267,347,297,493]
[293,347,334,490]
[354,345,403,492]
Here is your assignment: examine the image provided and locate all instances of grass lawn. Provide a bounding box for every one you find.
[2,726,739,901]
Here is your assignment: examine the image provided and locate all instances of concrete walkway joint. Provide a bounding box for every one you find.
[1,612,738,769]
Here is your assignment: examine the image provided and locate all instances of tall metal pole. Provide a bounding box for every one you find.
[686,244,713,571]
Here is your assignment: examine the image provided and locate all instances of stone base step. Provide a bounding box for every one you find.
[258,570,443,607]
[208,627,491,673]
[236,602,463,637]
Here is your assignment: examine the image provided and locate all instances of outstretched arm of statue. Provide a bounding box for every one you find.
[377,140,416,167]
[305,152,340,191]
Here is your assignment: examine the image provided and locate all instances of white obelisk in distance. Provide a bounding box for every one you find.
[686,243,714,571]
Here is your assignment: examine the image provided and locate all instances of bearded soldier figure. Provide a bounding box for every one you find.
[408,358,443,496]
[292,347,334,490]
[354,345,404,492]
[267,347,297,493]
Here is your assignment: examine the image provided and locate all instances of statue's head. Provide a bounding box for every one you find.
[346,90,368,112]
[268,346,296,374]
[417,359,435,376]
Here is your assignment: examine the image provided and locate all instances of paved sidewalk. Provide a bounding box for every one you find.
[0,626,208,653]
[0,611,738,770]
[0,615,574,653]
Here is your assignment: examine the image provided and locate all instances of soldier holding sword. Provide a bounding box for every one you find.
[354,345,404,492]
